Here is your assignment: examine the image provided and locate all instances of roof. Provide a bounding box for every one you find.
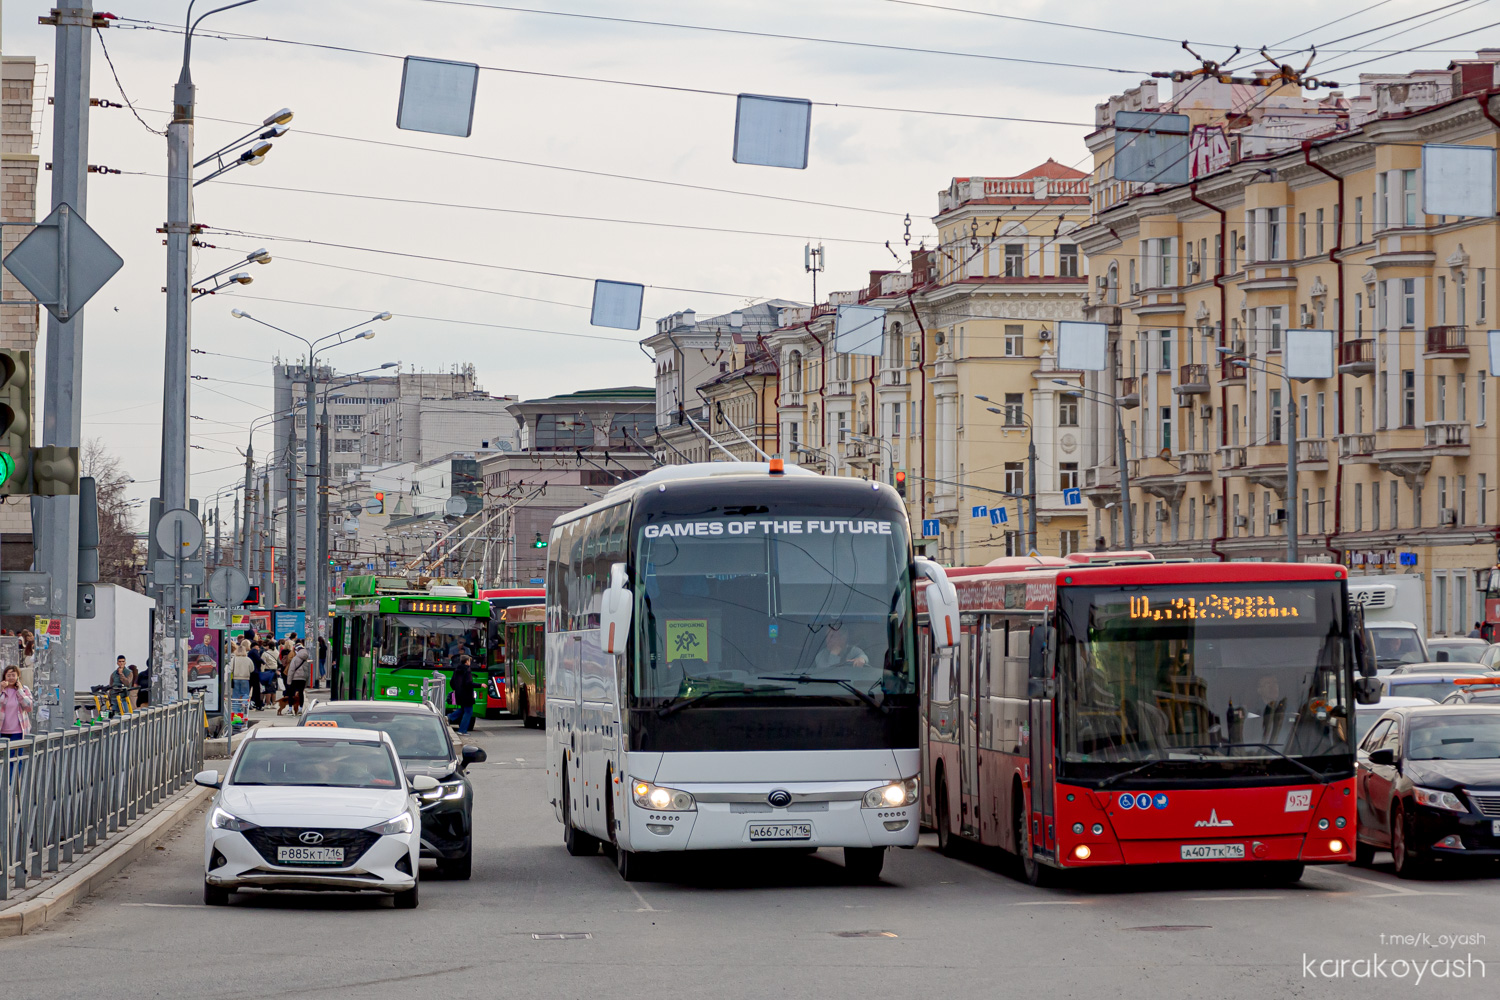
[249,725,395,741]
[954,159,1087,182]
[523,386,654,403]
[303,700,439,715]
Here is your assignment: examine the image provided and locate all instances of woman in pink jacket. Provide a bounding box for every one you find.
[1,664,34,741]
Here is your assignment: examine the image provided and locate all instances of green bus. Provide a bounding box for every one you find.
[331,576,491,704]
[495,605,545,726]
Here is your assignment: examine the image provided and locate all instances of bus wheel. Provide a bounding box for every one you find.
[935,778,957,857]
[1016,804,1061,888]
[616,847,652,881]
[562,780,599,857]
[843,847,885,883]
[1255,862,1304,884]
[517,690,530,726]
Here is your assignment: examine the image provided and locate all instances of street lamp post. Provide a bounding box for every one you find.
[1052,380,1134,549]
[849,433,895,485]
[1228,354,1300,563]
[975,395,1040,555]
[232,309,390,644]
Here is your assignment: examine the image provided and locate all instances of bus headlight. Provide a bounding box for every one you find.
[631,779,695,812]
[863,777,918,809]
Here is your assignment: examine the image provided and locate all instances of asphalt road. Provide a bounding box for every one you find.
[7,719,1498,1000]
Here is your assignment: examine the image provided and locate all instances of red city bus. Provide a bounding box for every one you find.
[919,555,1379,886]
[479,588,544,718]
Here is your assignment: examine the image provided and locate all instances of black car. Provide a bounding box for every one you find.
[300,700,485,879]
[1354,704,1500,877]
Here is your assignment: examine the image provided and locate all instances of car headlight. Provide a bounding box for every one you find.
[1412,786,1467,813]
[439,780,466,801]
[863,777,918,809]
[631,778,695,812]
[209,806,257,832]
[368,812,415,836]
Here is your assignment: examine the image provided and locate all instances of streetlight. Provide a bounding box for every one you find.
[1223,350,1300,563]
[232,308,391,640]
[980,402,1038,554]
[1052,379,1134,549]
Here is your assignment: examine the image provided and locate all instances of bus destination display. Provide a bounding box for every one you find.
[399,599,469,615]
[1093,587,1318,625]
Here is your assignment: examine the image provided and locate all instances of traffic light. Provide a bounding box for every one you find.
[532,533,548,549]
[894,470,907,498]
[0,349,30,495]
[374,491,385,513]
[31,445,79,496]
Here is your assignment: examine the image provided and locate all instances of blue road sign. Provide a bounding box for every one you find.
[922,518,940,538]
[971,505,988,518]
[1063,487,1082,506]
[990,507,1009,526]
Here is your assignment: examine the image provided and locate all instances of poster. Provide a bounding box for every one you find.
[185,614,222,713]
[274,610,306,641]
[229,611,271,639]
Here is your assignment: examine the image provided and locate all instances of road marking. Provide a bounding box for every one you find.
[626,881,656,912]
[1321,868,1466,897]
[1188,895,1284,901]
[1013,900,1085,905]
[121,902,199,908]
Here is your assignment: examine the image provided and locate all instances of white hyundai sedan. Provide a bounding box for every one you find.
[195,726,438,907]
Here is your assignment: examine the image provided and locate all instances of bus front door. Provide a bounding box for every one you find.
[1027,624,1056,864]
[958,623,979,839]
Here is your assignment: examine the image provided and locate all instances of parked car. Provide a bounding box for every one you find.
[1355,695,1438,745]
[1381,673,1485,703]
[195,726,434,907]
[1441,677,1500,705]
[1389,662,1493,676]
[1354,704,1500,877]
[1426,637,1493,664]
[300,700,485,879]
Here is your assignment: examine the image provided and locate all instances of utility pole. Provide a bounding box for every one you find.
[241,447,253,573]
[34,4,96,729]
[318,393,330,611]
[304,365,318,638]
[1286,389,1299,563]
[1027,436,1039,555]
[284,428,297,607]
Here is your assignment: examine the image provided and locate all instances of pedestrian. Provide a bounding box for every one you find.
[135,662,151,707]
[1469,621,1484,639]
[230,640,254,710]
[316,635,329,688]
[447,654,476,735]
[18,631,34,669]
[247,640,265,710]
[260,645,281,708]
[110,654,135,709]
[283,643,311,716]
[0,664,33,743]
[1094,535,1108,552]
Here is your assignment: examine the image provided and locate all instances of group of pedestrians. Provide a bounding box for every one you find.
[228,634,318,716]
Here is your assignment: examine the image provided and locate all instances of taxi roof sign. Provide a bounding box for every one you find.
[304,719,339,727]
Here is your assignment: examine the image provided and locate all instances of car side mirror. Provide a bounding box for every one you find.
[461,744,487,767]
[914,557,959,649]
[410,774,440,792]
[193,769,222,790]
[1366,748,1395,766]
[1354,676,1383,705]
[599,562,632,656]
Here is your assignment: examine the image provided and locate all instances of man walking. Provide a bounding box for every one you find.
[448,654,477,735]
[247,640,265,710]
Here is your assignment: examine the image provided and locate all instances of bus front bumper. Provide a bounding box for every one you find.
[620,784,919,853]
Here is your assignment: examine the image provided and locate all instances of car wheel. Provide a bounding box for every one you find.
[393,881,419,909]
[437,839,473,880]
[616,846,651,882]
[203,880,230,906]
[1016,802,1061,888]
[562,778,599,857]
[843,846,885,883]
[1391,802,1427,879]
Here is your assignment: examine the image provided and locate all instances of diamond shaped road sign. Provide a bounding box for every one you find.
[2,202,123,323]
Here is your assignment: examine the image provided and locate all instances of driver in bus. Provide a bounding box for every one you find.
[813,628,868,673]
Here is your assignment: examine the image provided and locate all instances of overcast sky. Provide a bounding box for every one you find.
[2,0,1494,520]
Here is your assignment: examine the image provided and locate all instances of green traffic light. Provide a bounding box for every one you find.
[0,452,13,487]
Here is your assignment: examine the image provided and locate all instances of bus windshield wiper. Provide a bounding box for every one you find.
[759,675,888,714]
[1096,757,1176,789]
[656,682,791,717]
[1170,743,1330,783]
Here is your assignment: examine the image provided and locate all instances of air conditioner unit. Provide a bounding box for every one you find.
[1129,282,1141,295]
[1156,509,1171,522]
[1233,514,1249,527]
[1037,329,1053,341]
[1273,509,1288,524]
[1187,261,1201,276]
[1441,507,1458,526]
[1229,340,1246,355]
[1199,404,1214,419]
[1095,276,1108,288]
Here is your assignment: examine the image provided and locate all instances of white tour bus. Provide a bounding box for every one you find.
[545,461,958,881]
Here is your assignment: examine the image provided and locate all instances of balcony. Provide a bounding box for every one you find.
[1338,339,1375,375]
[1177,450,1213,476]
[1175,363,1210,396]
[1217,445,1247,470]
[1337,433,1376,460]
[1118,376,1140,408]
[1296,438,1329,466]
[1425,325,1468,357]
[828,379,853,397]
[880,367,907,387]
[931,491,958,518]
[1219,357,1245,383]
[1424,421,1471,454]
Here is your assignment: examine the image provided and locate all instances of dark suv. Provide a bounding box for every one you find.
[300,700,485,878]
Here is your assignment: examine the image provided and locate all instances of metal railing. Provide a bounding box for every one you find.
[1,698,203,899]
[420,673,449,715]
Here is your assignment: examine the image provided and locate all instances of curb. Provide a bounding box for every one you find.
[0,784,213,937]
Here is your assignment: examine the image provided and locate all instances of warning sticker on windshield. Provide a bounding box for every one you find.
[665,620,708,663]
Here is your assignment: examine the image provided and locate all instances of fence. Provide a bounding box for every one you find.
[420,673,449,716]
[0,698,204,900]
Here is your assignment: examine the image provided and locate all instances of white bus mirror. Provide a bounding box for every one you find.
[914,557,959,649]
[601,561,632,655]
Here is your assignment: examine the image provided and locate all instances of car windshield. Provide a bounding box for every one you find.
[1407,715,1500,760]
[231,738,401,788]
[1428,641,1488,663]
[385,616,483,670]
[1370,628,1426,667]
[1058,581,1351,768]
[1385,680,1463,700]
[634,512,914,705]
[304,712,449,759]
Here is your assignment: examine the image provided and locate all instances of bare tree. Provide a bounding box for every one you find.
[82,438,143,592]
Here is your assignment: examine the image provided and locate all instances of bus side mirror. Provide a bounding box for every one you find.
[600,562,632,656]
[1355,676,1383,705]
[914,557,959,649]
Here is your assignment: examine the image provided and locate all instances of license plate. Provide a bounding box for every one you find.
[1180,843,1245,861]
[276,846,344,864]
[748,823,812,842]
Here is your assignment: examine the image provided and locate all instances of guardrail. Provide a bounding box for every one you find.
[421,673,449,715]
[1,698,204,899]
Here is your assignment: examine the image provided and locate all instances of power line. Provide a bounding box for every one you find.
[1321,14,1500,75]
[94,27,165,136]
[872,0,1239,48]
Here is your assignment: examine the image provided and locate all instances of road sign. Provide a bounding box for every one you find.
[155,559,205,585]
[921,518,940,538]
[1063,487,1082,506]
[363,496,383,515]
[970,505,987,518]
[990,507,1009,525]
[343,518,360,536]
[208,566,251,607]
[444,496,467,516]
[155,508,203,556]
[2,202,123,322]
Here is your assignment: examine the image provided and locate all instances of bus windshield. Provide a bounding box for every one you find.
[1057,581,1352,778]
[385,615,483,670]
[634,513,914,705]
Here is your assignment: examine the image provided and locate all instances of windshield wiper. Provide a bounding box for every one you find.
[1168,743,1330,783]
[760,675,888,714]
[656,684,792,717]
[1096,757,1177,789]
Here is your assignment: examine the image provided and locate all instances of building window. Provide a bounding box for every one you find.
[1004,462,1025,496]
[1460,475,1468,524]
[1059,397,1078,426]
[1481,268,1488,321]
[1354,483,1363,532]
[1301,488,1310,529]
[1402,370,1416,428]
[1439,275,1447,324]
[1155,238,1176,286]
[1377,174,1388,229]
[1391,480,1399,529]
[1059,244,1079,277]
[1317,391,1326,438]
[1160,330,1172,369]
[1059,462,1079,490]
[1436,576,1448,635]
[333,414,362,431]
[1401,278,1416,327]
[1372,481,1381,530]
[1437,375,1447,420]
[333,439,359,453]
[998,393,1023,427]
[1481,371,1488,427]
[1318,487,1327,534]
[1269,306,1283,351]
[788,351,803,392]
[1439,475,1448,514]
[534,413,593,450]
[1482,474,1488,523]
[1004,324,1024,356]
[1004,244,1024,277]
[1188,497,1197,541]
[1160,407,1172,453]
[1267,208,1282,260]
[892,402,902,437]
[1297,212,1307,258]
[1354,197,1364,242]
[1403,169,1418,226]
[1004,531,1020,557]
[1355,292,1363,334]
[1059,529,1081,557]
[1354,387,1364,434]
[1270,389,1283,444]
[1315,208,1325,254]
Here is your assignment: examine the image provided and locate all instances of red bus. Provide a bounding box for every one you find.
[920,554,1379,886]
[480,588,544,718]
